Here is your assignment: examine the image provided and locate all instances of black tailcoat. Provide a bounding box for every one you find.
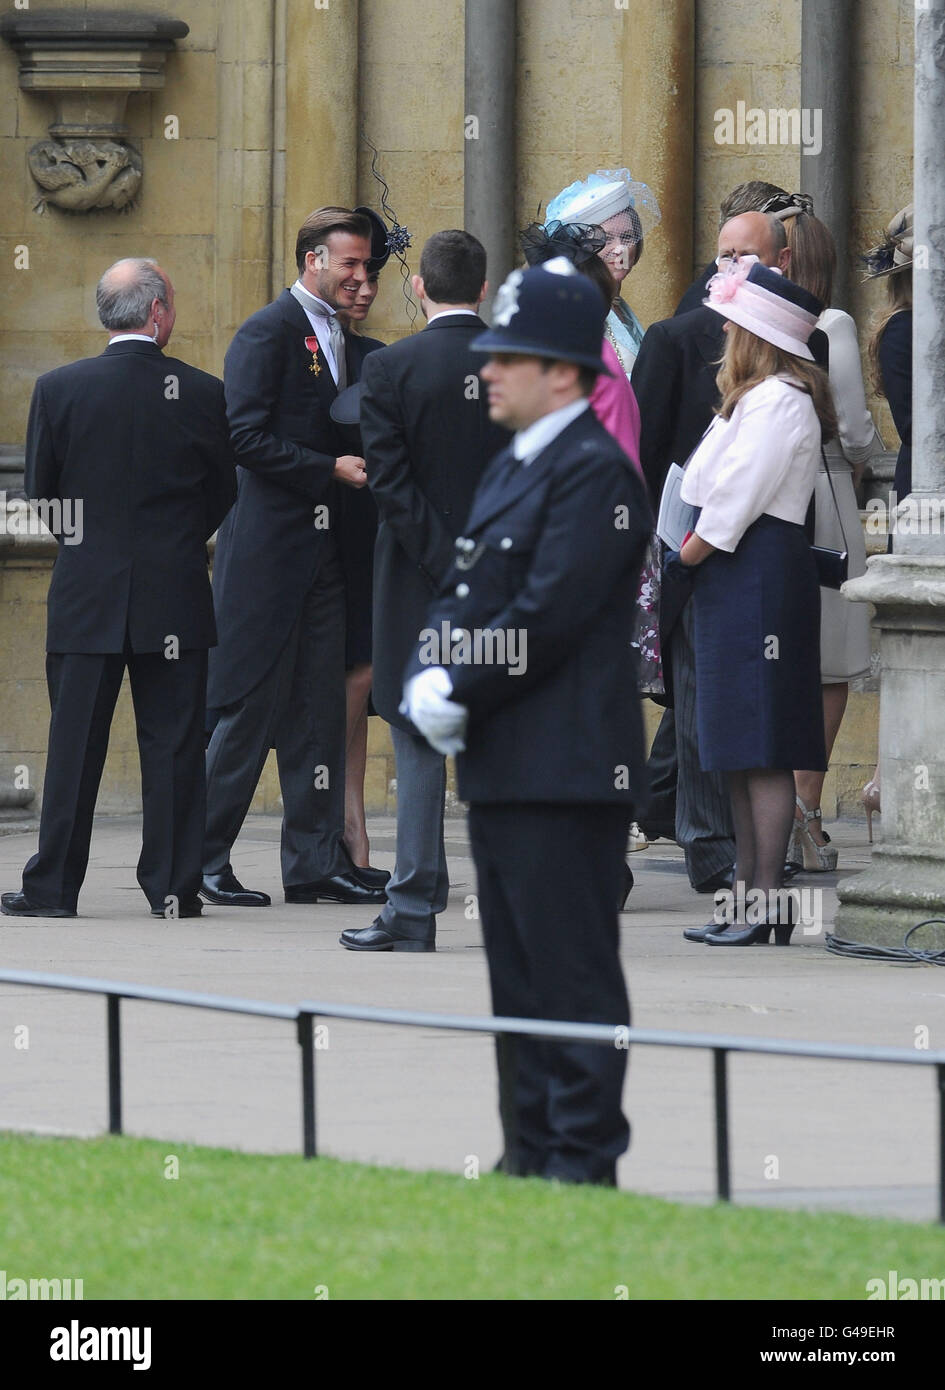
[405,408,652,809]
[631,306,830,506]
[25,339,236,653]
[208,290,376,708]
[360,313,509,730]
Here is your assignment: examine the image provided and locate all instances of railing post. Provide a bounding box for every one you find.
[713,1048,730,1202]
[106,994,122,1135]
[297,1010,316,1158]
[495,1032,519,1174]
[937,1064,945,1225]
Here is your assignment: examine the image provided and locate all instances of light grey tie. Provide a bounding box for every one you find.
[290,283,347,389]
[328,313,347,390]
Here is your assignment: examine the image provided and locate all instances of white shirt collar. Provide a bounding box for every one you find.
[426,309,479,325]
[513,398,589,465]
[109,333,158,345]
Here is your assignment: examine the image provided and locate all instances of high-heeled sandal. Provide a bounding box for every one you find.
[705,892,796,947]
[627,822,649,852]
[861,780,881,844]
[790,796,838,872]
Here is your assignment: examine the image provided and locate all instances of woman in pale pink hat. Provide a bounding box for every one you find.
[674,258,838,947]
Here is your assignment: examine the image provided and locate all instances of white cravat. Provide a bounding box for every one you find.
[290,280,347,388]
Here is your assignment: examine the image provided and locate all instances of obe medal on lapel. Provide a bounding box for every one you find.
[304,334,322,376]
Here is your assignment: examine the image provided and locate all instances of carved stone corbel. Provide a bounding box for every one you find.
[0,8,189,213]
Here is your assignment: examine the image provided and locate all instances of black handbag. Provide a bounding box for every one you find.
[807,448,849,590]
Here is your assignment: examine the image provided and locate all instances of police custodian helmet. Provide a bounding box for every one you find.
[472,257,613,376]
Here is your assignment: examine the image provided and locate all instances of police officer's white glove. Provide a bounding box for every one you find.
[401,667,468,756]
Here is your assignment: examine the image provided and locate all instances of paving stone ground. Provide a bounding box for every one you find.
[1,813,941,1221]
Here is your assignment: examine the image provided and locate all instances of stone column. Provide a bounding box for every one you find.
[801,0,854,310]
[619,0,694,324]
[464,0,516,322]
[282,0,359,273]
[834,0,945,947]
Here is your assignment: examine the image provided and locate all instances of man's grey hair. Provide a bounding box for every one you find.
[96,257,168,331]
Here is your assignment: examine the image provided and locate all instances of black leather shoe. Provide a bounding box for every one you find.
[340,915,435,952]
[200,868,271,907]
[781,860,800,883]
[286,873,387,905]
[694,866,734,893]
[150,897,203,919]
[683,917,733,943]
[1,891,76,919]
[348,864,392,890]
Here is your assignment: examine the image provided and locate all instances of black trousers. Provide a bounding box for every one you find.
[22,645,208,913]
[203,554,347,887]
[467,802,631,1185]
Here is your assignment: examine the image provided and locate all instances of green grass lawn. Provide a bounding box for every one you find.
[1,1131,943,1300]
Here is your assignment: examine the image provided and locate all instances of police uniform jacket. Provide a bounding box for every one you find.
[405,406,652,807]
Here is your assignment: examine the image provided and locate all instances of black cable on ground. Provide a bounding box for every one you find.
[825,919,945,965]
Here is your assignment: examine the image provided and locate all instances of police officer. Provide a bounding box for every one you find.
[403,259,651,1185]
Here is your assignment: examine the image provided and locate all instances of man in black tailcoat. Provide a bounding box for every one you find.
[403,260,651,1183]
[201,207,387,910]
[1,258,236,919]
[340,230,509,953]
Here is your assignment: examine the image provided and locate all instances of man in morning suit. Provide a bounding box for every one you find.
[631,211,827,893]
[340,230,509,953]
[1,258,236,919]
[404,260,651,1183]
[201,207,388,910]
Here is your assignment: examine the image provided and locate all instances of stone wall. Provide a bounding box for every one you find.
[0,0,912,822]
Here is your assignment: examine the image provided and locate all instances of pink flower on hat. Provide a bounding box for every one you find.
[707,254,760,304]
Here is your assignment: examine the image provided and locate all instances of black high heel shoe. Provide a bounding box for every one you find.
[705,892,796,946]
[683,917,732,942]
[619,862,634,910]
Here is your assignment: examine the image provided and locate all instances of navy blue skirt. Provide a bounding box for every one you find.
[691,514,827,772]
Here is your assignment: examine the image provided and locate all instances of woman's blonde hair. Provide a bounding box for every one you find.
[867,268,912,398]
[716,323,837,441]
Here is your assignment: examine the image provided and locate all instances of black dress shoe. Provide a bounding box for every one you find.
[151,897,203,919]
[1,891,76,919]
[200,868,271,907]
[285,872,387,905]
[348,863,392,890]
[339,843,392,890]
[683,917,733,943]
[339,915,435,952]
[694,866,734,894]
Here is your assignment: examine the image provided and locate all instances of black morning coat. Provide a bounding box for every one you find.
[359,313,510,733]
[208,289,378,709]
[631,306,830,506]
[404,407,653,808]
[24,339,237,654]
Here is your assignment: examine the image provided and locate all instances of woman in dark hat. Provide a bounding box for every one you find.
[334,205,399,875]
[675,258,837,947]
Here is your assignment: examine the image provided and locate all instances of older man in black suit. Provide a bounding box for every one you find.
[403,260,651,1184]
[1,258,236,919]
[340,231,509,953]
[201,207,388,910]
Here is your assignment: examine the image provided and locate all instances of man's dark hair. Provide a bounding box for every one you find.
[295,207,373,275]
[419,230,487,304]
[538,359,600,398]
[718,180,788,228]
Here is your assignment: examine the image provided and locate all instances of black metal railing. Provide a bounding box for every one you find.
[2,968,944,1221]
